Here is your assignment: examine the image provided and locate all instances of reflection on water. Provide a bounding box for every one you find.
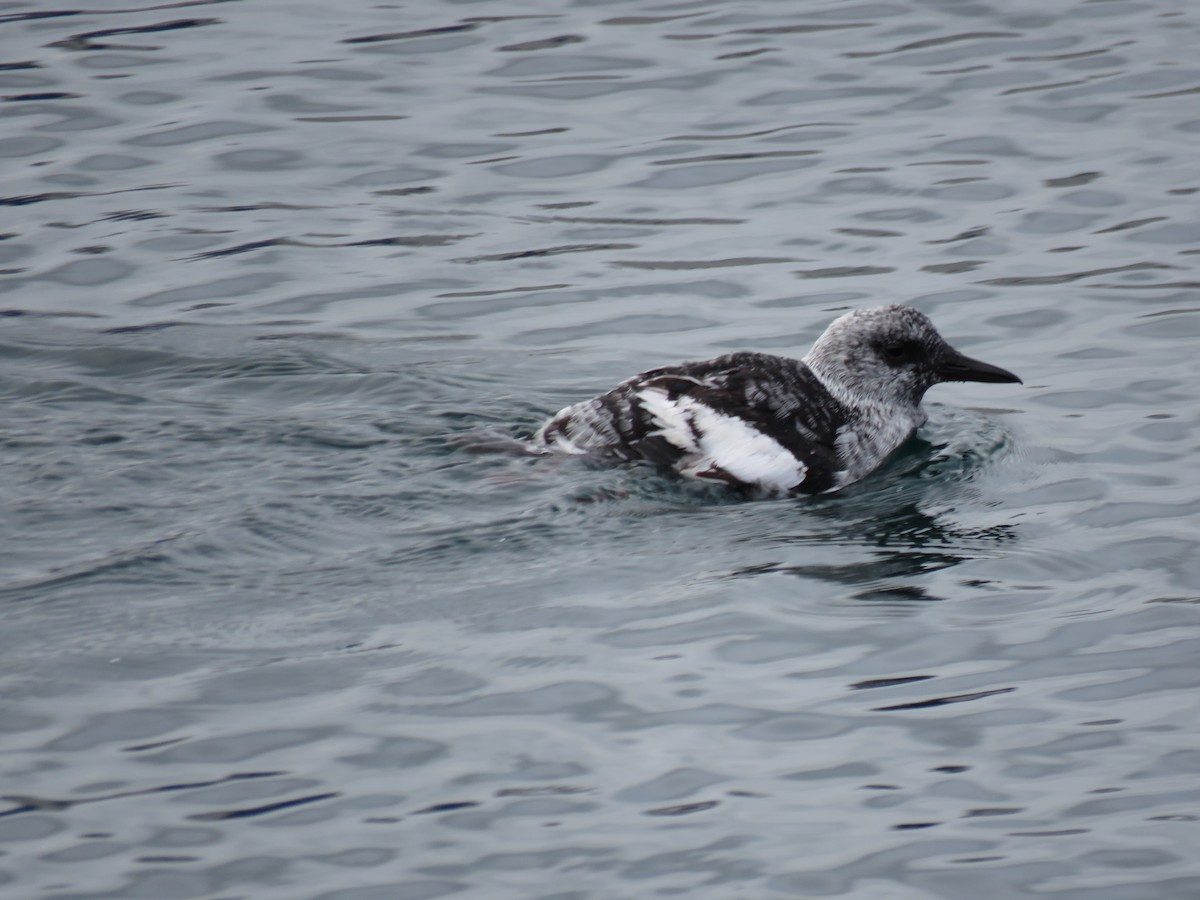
[4,0,1200,897]
[721,423,1021,591]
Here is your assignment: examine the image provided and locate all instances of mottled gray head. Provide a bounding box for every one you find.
[803,305,1021,408]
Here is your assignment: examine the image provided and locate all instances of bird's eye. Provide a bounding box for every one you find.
[883,344,907,361]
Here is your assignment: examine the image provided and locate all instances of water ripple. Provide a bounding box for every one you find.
[4,0,1200,897]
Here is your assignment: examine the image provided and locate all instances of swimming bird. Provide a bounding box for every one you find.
[531,305,1021,496]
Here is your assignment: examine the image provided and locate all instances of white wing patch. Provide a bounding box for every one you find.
[637,386,807,494]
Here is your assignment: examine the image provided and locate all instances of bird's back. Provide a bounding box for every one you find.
[533,352,850,495]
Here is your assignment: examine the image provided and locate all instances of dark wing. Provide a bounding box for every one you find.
[644,352,848,493]
[535,352,849,494]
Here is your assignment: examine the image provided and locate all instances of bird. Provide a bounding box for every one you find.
[530,305,1021,497]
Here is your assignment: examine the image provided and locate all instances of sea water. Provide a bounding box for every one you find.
[3,1,1200,897]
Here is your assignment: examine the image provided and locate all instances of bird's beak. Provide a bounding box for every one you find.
[937,348,1022,384]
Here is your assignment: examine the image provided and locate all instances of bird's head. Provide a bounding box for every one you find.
[803,305,1021,408]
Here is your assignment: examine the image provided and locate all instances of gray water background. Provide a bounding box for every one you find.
[3,0,1200,897]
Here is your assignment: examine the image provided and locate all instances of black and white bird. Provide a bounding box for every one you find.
[531,305,1021,497]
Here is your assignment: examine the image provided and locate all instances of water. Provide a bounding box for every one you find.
[3,0,1200,897]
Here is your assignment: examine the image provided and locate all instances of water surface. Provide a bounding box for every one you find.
[3,1,1200,897]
